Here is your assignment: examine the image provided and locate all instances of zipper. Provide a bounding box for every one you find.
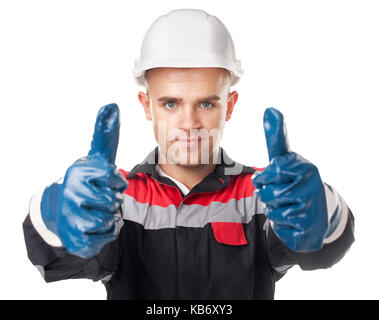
[150,177,182,298]
[150,175,230,299]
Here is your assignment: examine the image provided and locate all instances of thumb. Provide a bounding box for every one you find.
[88,103,120,164]
[263,107,290,162]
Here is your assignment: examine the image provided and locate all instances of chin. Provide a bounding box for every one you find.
[176,162,206,169]
[171,153,214,167]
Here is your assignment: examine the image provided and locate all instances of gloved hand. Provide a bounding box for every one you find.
[252,108,329,252]
[40,103,128,258]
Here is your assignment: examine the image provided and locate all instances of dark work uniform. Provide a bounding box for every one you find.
[23,147,355,299]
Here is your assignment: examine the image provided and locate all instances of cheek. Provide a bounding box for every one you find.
[151,109,176,141]
[204,107,226,131]
[217,118,226,132]
[151,107,162,141]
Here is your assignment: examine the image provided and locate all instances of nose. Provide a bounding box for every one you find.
[177,105,201,132]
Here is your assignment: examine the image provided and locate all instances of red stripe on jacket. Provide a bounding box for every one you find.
[119,170,182,208]
[119,166,264,208]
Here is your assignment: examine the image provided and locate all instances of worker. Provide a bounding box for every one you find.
[23,8,355,299]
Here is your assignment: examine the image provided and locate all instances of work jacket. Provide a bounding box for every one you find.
[23,147,355,299]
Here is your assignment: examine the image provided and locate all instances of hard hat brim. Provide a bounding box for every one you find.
[132,53,243,87]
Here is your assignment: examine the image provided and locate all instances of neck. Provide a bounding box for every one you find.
[157,148,219,190]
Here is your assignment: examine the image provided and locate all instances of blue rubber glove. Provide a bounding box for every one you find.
[252,108,329,252]
[41,103,128,258]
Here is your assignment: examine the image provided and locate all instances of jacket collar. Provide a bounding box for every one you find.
[126,146,256,195]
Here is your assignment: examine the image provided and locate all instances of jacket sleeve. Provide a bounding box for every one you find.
[265,186,355,280]
[22,191,121,283]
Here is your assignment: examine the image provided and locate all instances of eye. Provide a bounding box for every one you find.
[165,102,176,109]
[200,102,213,109]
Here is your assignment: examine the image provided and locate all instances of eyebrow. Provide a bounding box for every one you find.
[157,95,220,103]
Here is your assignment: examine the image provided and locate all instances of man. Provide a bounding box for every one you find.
[23,9,354,299]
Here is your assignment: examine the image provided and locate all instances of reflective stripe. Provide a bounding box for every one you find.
[324,182,338,223]
[177,197,255,227]
[35,265,46,279]
[29,189,63,247]
[122,194,178,229]
[122,192,264,229]
[323,193,349,244]
[101,273,114,282]
[273,264,294,273]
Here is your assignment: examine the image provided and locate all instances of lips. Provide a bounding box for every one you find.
[176,137,202,142]
[175,136,206,143]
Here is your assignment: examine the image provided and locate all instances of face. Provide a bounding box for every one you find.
[138,67,238,167]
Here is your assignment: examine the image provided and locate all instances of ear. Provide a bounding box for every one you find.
[138,91,152,121]
[225,91,238,121]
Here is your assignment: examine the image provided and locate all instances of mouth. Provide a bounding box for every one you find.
[175,136,211,147]
[177,137,201,142]
[175,136,208,144]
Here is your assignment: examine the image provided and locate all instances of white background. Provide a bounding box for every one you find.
[0,0,378,299]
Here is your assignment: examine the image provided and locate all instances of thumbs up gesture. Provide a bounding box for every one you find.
[252,108,329,252]
[41,104,128,258]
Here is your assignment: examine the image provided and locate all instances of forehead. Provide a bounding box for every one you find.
[145,67,230,94]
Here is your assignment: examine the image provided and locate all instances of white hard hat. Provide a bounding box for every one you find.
[132,9,243,87]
